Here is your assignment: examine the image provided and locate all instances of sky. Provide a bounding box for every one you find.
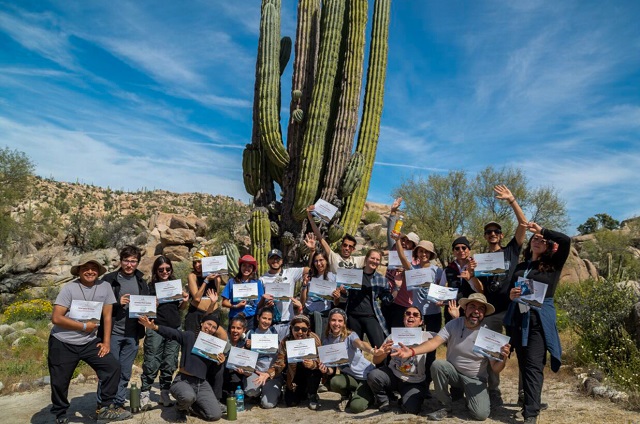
[1,0,639,235]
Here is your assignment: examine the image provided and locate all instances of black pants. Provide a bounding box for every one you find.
[284,366,322,406]
[514,310,547,419]
[221,365,244,401]
[423,312,442,391]
[48,335,120,419]
[347,314,385,350]
[206,360,225,400]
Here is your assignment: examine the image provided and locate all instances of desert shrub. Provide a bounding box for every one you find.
[556,278,640,392]
[363,210,381,225]
[3,299,53,323]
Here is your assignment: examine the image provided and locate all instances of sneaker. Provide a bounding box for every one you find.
[96,404,133,423]
[426,407,452,421]
[378,400,390,413]
[336,395,350,412]
[524,417,538,424]
[160,389,175,407]
[173,409,188,423]
[140,391,151,411]
[489,391,504,409]
[220,403,227,414]
[317,382,328,393]
[56,418,69,424]
[308,395,320,411]
[514,404,548,419]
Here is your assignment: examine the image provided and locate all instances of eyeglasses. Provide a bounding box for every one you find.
[158,267,172,273]
[122,259,139,265]
[342,244,356,250]
[453,246,468,252]
[484,229,502,235]
[404,311,421,318]
[292,326,309,333]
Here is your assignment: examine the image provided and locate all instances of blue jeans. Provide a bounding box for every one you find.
[97,334,139,406]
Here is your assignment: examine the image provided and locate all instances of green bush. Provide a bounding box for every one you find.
[2,299,53,323]
[363,210,381,225]
[556,279,640,392]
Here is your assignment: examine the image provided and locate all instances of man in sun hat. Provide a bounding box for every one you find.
[48,253,132,423]
[392,293,511,421]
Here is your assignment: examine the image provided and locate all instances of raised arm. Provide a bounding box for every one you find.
[307,206,332,255]
[494,185,527,246]
[387,197,402,249]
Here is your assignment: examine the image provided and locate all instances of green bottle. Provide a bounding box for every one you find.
[226,397,237,421]
[129,383,140,413]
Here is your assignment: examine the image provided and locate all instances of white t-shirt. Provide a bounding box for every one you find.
[261,267,305,322]
[327,250,365,274]
[386,330,435,383]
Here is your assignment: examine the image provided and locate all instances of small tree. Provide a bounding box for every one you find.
[0,147,35,252]
[577,213,620,234]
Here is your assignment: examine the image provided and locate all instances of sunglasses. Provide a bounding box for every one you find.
[292,326,309,333]
[532,236,547,243]
[454,246,468,252]
[404,311,421,318]
[342,244,356,250]
[158,267,172,273]
[484,229,502,235]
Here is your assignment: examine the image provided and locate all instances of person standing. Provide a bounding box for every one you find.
[98,245,149,411]
[184,249,221,333]
[221,255,265,331]
[441,236,482,322]
[48,254,132,423]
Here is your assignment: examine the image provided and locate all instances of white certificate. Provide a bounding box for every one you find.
[226,346,259,374]
[474,252,506,277]
[473,326,510,362]
[201,255,228,276]
[312,199,338,223]
[250,333,279,354]
[264,282,293,301]
[68,300,103,323]
[404,268,434,290]
[515,278,547,310]
[336,268,364,290]
[232,282,259,302]
[318,343,349,367]
[309,278,337,301]
[387,250,412,269]
[285,338,318,363]
[426,285,458,303]
[391,327,423,347]
[191,332,226,362]
[155,279,183,303]
[128,295,157,318]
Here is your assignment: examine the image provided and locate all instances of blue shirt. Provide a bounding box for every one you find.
[221,278,264,319]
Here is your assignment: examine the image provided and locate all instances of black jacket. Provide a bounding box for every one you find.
[101,269,149,340]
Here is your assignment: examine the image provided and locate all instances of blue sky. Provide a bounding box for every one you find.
[1,1,639,234]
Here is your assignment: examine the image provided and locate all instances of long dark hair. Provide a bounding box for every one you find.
[310,251,330,279]
[151,255,175,283]
[523,235,556,272]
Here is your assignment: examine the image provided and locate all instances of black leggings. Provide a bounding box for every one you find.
[347,314,386,349]
[284,366,322,406]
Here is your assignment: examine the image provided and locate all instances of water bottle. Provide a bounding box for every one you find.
[235,386,245,412]
[129,382,141,413]
[391,214,404,237]
[226,397,237,421]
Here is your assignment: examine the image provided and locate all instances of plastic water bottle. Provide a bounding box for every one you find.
[235,386,245,412]
[391,214,404,237]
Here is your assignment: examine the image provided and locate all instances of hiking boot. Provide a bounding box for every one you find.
[308,394,320,411]
[140,391,151,411]
[336,395,350,412]
[173,409,188,423]
[489,391,504,409]
[378,400,390,413]
[96,404,133,423]
[514,404,548,419]
[524,417,538,424]
[160,389,175,407]
[426,407,452,421]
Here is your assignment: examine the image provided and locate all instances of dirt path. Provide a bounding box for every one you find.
[0,366,635,424]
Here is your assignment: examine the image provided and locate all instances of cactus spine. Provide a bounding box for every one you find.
[249,207,271,276]
[221,242,240,276]
[339,152,365,198]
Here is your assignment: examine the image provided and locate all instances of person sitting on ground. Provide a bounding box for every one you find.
[48,254,132,424]
[221,314,248,403]
[392,293,510,422]
[138,292,225,423]
[185,249,221,333]
[367,305,435,415]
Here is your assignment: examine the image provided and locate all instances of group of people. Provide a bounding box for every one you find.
[48,185,570,424]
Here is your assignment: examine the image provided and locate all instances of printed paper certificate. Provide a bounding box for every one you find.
[155,279,183,303]
[474,252,506,277]
[515,278,547,310]
[473,326,510,362]
[226,346,259,374]
[68,300,103,323]
[128,295,157,318]
[264,282,293,301]
[387,250,413,269]
[426,285,458,303]
[201,255,228,276]
[309,278,337,301]
[250,333,279,354]
[391,327,423,347]
[336,268,364,289]
[285,338,318,363]
[318,343,349,367]
[191,332,226,362]
[312,199,338,223]
[232,282,259,302]
[404,268,434,290]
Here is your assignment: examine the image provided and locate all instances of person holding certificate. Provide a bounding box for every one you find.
[221,255,265,331]
[441,237,483,323]
[266,315,323,410]
[337,249,395,350]
[221,315,248,403]
[300,250,337,334]
[138,303,226,423]
[139,256,188,410]
[48,254,132,424]
[185,249,222,333]
[319,308,378,413]
[506,223,570,424]
[367,305,434,415]
[244,308,284,409]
